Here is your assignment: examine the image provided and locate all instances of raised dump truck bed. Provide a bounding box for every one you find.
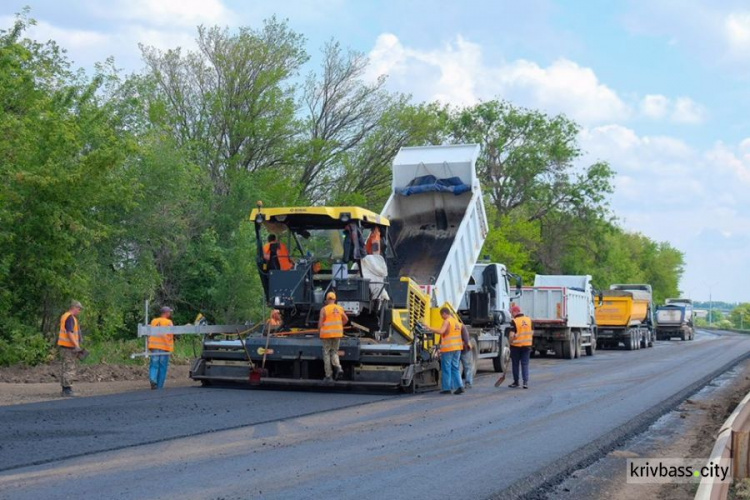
[382,144,488,309]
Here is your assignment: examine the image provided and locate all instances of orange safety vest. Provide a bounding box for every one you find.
[366,232,381,255]
[320,304,345,339]
[510,315,533,347]
[440,317,464,353]
[148,317,174,352]
[263,242,293,271]
[57,312,80,348]
[268,317,282,328]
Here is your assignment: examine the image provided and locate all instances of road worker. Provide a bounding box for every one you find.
[365,226,381,255]
[263,234,294,271]
[460,323,474,388]
[267,309,282,333]
[148,306,174,390]
[57,300,84,397]
[429,307,464,395]
[508,304,533,389]
[318,292,348,384]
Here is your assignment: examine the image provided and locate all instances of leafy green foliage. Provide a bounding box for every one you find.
[730,304,750,330]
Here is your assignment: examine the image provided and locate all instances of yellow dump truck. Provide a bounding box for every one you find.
[595,284,654,350]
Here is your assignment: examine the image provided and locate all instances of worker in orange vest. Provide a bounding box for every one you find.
[57,300,84,397]
[148,306,174,390]
[318,292,348,384]
[429,307,465,395]
[263,234,294,271]
[508,304,533,389]
[267,309,282,333]
[365,227,381,255]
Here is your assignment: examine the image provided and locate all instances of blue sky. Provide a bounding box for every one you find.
[3,0,750,302]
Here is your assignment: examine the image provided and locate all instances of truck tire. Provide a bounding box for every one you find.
[585,333,596,356]
[681,331,687,341]
[562,335,575,360]
[625,331,635,350]
[574,332,581,359]
[648,331,654,347]
[492,336,510,373]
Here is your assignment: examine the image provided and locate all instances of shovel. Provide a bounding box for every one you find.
[494,373,506,387]
[250,322,272,384]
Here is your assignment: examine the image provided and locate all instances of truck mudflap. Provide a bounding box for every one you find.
[190,337,440,392]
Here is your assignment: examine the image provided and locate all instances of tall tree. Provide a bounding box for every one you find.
[141,19,308,195]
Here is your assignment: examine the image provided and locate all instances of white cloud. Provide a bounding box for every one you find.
[706,140,750,185]
[725,12,750,55]
[366,33,630,124]
[0,16,110,51]
[672,97,705,123]
[639,94,705,124]
[641,94,669,119]
[581,125,750,300]
[368,33,707,127]
[94,0,233,28]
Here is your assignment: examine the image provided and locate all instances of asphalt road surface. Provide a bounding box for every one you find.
[1,330,748,500]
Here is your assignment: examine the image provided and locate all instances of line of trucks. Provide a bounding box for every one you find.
[139,144,695,392]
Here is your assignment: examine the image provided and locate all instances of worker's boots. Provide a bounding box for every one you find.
[61,387,76,397]
[334,366,344,381]
[323,376,334,386]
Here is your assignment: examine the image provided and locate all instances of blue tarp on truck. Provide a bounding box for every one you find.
[395,175,471,196]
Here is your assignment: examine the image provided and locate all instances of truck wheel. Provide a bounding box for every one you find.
[562,336,575,359]
[625,331,635,350]
[492,337,510,373]
[574,332,581,359]
[585,334,596,356]
[648,332,654,347]
[681,331,687,341]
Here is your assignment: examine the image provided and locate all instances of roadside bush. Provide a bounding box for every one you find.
[717,319,734,330]
[0,321,51,366]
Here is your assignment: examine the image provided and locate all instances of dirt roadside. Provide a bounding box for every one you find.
[547,358,750,499]
[0,363,198,406]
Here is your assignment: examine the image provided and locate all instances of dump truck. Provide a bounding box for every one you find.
[382,145,518,377]
[655,298,694,341]
[595,284,654,350]
[181,144,491,391]
[517,275,597,359]
[457,261,522,375]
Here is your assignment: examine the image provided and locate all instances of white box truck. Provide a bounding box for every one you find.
[517,275,597,359]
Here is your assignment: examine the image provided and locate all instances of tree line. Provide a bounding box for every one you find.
[0,13,684,365]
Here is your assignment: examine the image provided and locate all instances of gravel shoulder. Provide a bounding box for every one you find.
[0,364,196,406]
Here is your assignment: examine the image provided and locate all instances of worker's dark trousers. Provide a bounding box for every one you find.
[510,346,531,384]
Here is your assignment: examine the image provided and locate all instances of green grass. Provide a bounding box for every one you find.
[81,337,201,366]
